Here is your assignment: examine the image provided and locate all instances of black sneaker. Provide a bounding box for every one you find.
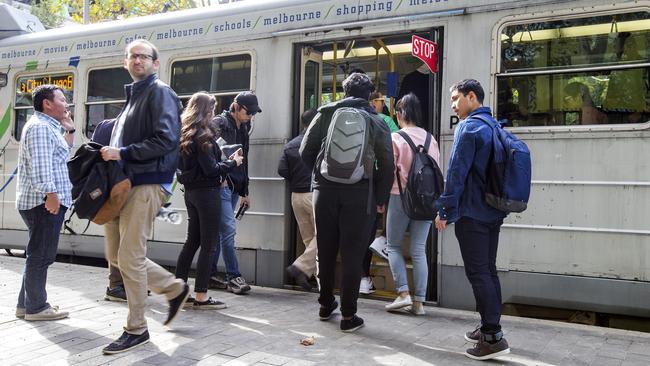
[340,315,364,333]
[464,325,481,344]
[465,336,510,361]
[164,283,190,326]
[208,276,228,290]
[193,297,227,310]
[319,300,338,320]
[286,265,311,291]
[227,277,251,294]
[102,331,150,355]
[104,286,127,302]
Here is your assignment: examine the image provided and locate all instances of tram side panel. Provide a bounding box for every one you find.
[439,132,650,317]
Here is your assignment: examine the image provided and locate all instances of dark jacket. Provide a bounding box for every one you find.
[214,111,250,197]
[176,135,236,190]
[117,73,182,186]
[277,132,311,193]
[436,106,507,224]
[299,97,394,206]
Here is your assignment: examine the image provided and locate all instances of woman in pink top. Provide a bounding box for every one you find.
[384,93,440,315]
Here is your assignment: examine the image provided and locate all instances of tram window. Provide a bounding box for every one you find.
[14,73,74,140]
[85,67,131,138]
[171,54,251,96]
[497,11,650,127]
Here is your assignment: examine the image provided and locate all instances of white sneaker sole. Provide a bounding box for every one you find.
[24,312,69,321]
[385,300,412,311]
[464,348,510,361]
[464,334,479,344]
[104,295,127,302]
[341,323,365,333]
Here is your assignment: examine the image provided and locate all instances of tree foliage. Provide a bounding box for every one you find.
[31,0,197,28]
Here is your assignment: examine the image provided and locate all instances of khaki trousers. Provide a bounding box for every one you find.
[291,192,318,277]
[104,184,184,334]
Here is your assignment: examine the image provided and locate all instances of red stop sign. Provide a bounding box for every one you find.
[411,35,437,73]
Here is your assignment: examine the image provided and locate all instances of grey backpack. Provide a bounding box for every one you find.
[320,107,374,184]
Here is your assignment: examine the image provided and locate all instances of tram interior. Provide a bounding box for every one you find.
[293,32,438,301]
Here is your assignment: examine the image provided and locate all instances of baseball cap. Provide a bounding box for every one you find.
[234,91,262,114]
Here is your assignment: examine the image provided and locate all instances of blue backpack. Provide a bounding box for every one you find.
[474,114,531,213]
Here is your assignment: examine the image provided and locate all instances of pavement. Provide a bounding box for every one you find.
[1,254,649,366]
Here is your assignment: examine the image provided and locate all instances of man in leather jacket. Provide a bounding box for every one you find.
[99,40,188,355]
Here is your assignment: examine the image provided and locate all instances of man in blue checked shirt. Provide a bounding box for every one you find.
[15,84,76,321]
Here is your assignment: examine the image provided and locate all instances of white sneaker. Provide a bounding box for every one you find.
[404,304,426,315]
[369,236,389,261]
[359,277,376,295]
[385,295,412,310]
[24,305,69,321]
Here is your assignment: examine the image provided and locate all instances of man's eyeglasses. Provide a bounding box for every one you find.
[240,105,257,116]
[127,53,154,61]
[372,98,385,103]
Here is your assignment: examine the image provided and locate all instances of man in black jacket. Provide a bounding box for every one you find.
[279,109,318,291]
[209,91,261,294]
[300,73,394,332]
[99,40,188,355]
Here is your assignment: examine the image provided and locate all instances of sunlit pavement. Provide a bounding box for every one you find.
[1,254,649,366]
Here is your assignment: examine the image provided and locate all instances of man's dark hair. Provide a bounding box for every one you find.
[450,79,485,104]
[125,39,159,61]
[32,85,63,112]
[343,72,374,100]
[301,108,317,129]
[396,92,423,127]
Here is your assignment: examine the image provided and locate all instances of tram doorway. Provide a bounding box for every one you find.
[288,29,443,303]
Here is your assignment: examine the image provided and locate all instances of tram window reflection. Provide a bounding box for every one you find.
[85,67,130,139]
[497,11,650,127]
[14,73,74,140]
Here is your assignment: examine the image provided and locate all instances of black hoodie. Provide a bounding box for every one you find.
[299,97,394,206]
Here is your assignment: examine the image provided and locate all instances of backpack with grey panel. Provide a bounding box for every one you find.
[320,107,375,184]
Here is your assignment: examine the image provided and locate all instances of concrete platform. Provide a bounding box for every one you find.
[1,254,649,366]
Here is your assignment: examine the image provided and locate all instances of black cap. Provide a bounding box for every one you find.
[234,91,262,114]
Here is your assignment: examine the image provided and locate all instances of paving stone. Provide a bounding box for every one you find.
[1,255,649,366]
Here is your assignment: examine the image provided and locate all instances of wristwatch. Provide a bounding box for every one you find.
[66,129,76,135]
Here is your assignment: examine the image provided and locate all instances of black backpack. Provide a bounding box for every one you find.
[67,142,131,225]
[396,131,444,220]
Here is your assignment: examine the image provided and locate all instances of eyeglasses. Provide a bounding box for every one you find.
[395,108,403,114]
[372,98,385,103]
[240,105,257,116]
[127,53,154,61]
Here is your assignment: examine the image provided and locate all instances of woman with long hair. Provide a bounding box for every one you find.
[384,93,440,315]
[175,92,243,309]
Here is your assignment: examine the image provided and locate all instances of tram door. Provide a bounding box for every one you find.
[290,33,442,302]
[300,48,323,114]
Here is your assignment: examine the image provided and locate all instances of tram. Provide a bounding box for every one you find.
[0,0,648,318]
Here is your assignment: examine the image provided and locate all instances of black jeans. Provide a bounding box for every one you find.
[314,188,374,318]
[175,187,221,293]
[455,216,503,334]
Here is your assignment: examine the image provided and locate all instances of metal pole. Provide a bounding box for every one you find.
[83,0,90,24]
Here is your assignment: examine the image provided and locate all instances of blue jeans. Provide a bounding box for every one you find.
[210,187,241,280]
[386,194,431,302]
[454,216,503,334]
[17,204,67,314]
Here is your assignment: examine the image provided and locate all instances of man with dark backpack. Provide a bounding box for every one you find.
[435,79,513,361]
[300,73,394,332]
